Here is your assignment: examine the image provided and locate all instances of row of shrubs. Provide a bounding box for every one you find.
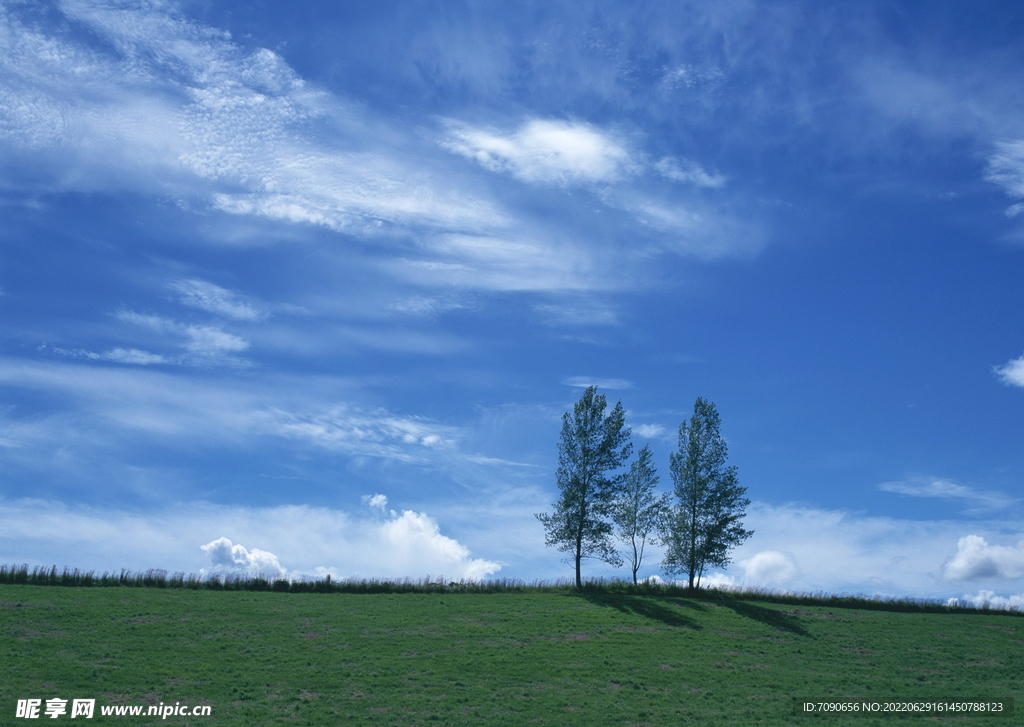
[0,563,1018,616]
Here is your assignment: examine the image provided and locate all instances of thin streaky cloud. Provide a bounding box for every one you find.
[441,117,637,186]
[561,376,633,390]
[879,477,1017,511]
[655,157,727,188]
[171,279,266,321]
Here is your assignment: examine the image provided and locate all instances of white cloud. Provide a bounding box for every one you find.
[994,353,1024,387]
[0,357,464,464]
[464,455,537,467]
[699,572,738,589]
[942,535,1024,581]
[952,590,1024,610]
[634,423,666,439]
[879,477,1017,511]
[655,157,726,188]
[0,2,508,249]
[200,536,285,576]
[442,118,635,186]
[986,140,1024,210]
[116,310,250,364]
[376,509,499,580]
[395,233,601,293]
[713,502,1024,599]
[387,295,468,318]
[264,405,457,461]
[0,498,499,581]
[534,302,620,327]
[611,193,765,260]
[362,493,389,512]
[738,550,798,586]
[171,279,266,321]
[182,325,249,355]
[103,348,170,365]
[0,2,769,299]
[561,376,633,390]
[43,345,170,366]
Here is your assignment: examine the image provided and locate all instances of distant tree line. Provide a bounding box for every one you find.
[537,386,752,589]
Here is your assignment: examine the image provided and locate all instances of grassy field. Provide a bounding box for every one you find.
[1,583,1020,726]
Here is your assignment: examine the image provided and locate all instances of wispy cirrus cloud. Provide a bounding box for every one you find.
[262,405,458,462]
[0,357,462,466]
[441,118,637,186]
[654,157,726,188]
[114,310,250,366]
[986,141,1024,218]
[0,0,772,306]
[878,477,1017,512]
[561,376,633,390]
[170,279,267,321]
[440,116,762,261]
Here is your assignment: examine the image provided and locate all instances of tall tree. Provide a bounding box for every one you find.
[612,444,667,584]
[661,398,752,589]
[536,386,632,588]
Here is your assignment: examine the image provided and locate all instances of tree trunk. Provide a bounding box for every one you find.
[575,534,583,589]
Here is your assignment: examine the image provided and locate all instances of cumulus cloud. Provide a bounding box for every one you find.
[942,535,1024,581]
[698,572,738,589]
[442,118,635,186]
[951,590,1024,610]
[634,423,666,439]
[375,509,499,580]
[994,353,1024,387]
[738,550,798,586]
[0,498,500,581]
[201,536,285,576]
[171,279,266,321]
[362,493,389,512]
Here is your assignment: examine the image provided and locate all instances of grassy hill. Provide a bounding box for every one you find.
[1,581,1020,725]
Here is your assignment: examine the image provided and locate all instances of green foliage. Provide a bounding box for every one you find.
[612,444,667,584]
[537,386,632,588]
[1,583,1019,726]
[662,398,752,588]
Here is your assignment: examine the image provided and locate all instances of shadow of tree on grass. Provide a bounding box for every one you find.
[715,599,813,638]
[572,593,702,630]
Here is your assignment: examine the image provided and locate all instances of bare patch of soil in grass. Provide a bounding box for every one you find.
[981,623,1017,633]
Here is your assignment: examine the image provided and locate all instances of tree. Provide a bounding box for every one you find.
[612,444,667,584]
[661,398,752,589]
[536,386,632,588]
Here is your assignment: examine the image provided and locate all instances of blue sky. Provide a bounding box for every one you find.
[3,0,1024,604]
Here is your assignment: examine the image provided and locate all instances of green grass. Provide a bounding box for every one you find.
[1,583,1020,725]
